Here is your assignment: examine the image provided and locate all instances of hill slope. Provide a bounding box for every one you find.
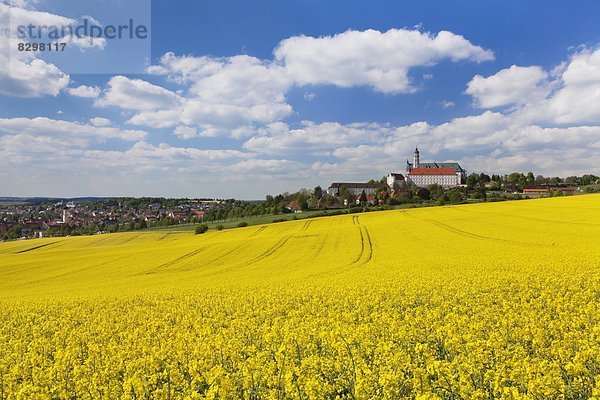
[1,195,598,299]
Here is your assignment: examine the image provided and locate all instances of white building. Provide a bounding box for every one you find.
[407,167,461,188]
[386,173,405,189]
[403,147,466,188]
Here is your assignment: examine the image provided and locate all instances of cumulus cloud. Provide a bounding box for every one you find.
[120,28,493,136]
[63,35,107,51]
[96,76,182,111]
[173,125,198,139]
[244,121,398,156]
[1,2,74,28]
[89,117,112,127]
[0,35,69,98]
[0,54,70,97]
[68,85,100,98]
[142,53,294,135]
[0,117,147,142]
[0,4,106,98]
[468,48,600,126]
[275,29,493,93]
[531,48,600,124]
[466,65,552,108]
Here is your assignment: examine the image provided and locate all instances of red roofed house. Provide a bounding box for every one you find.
[355,195,376,205]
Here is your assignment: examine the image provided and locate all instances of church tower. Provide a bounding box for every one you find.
[413,147,420,169]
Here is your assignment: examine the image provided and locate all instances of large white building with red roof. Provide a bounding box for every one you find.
[388,147,466,188]
[407,166,461,187]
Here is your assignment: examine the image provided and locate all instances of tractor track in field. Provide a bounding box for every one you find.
[242,234,294,267]
[349,216,373,266]
[451,206,600,227]
[120,234,142,245]
[15,241,60,254]
[197,242,248,269]
[351,226,365,264]
[236,221,314,269]
[81,236,113,248]
[300,220,313,231]
[249,226,267,238]
[150,247,208,272]
[13,257,125,287]
[361,225,373,265]
[403,211,550,248]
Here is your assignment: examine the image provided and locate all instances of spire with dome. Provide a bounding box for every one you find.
[413,147,420,169]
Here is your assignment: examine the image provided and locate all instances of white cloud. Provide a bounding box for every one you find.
[89,117,112,127]
[63,35,107,51]
[466,65,551,108]
[1,2,74,28]
[468,48,600,126]
[96,76,182,111]
[125,28,492,136]
[274,28,493,93]
[531,48,600,124]
[0,37,70,97]
[173,125,198,139]
[127,109,182,129]
[243,121,397,156]
[561,48,600,86]
[68,85,100,98]
[0,4,74,97]
[0,117,147,142]
[303,92,316,101]
[143,53,294,134]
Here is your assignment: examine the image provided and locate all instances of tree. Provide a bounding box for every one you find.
[447,189,465,204]
[466,173,479,189]
[195,224,208,234]
[3,225,22,241]
[427,184,445,201]
[416,187,430,200]
[358,190,368,204]
[526,171,535,184]
[313,186,323,200]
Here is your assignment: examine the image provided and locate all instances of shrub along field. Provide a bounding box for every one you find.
[1,195,600,399]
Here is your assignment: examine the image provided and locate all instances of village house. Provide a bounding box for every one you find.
[386,173,406,189]
[523,186,579,197]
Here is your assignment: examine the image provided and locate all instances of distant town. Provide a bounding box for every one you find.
[1,148,599,241]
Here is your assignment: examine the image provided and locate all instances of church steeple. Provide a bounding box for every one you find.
[413,147,420,169]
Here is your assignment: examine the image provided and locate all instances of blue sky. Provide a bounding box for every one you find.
[1,0,600,198]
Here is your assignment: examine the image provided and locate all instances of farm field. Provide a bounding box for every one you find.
[1,195,600,398]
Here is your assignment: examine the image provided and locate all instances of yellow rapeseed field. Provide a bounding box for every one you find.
[1,195,600,399]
